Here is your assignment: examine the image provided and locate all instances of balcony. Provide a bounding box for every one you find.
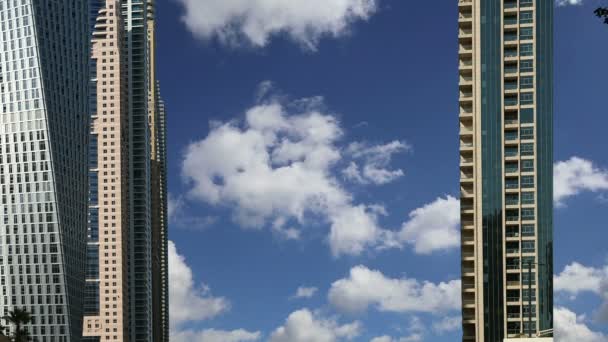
[459,28,473,37]
[461,186,474,198]
[505,148,519,158]
[507,312,521,320]
[505,97,518,107]
[461,141,474,149]
[462,282,475,290]
[459,12,473,22]
[460,75,473,84]
[507,296,521,303]
[504,17,518,26]
[506,263,521,271]
[461,157,474,165]
[506,215,520,222]
[459,44,473,55]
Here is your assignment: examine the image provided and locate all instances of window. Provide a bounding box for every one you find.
[505,130,518,141]
[522,224,535,237]
[521,143,534,156]
[506,194,519,205]
[520,0,533,8]
[521,108,534,123]
[521,176,534,188]
[520,11,533,24]
[522,208,535,220]
[520,27,533,40]
[521,192,535,204]
[521,159,534,172]
[520,127,534,140]
[520,76,533,89]
[521,92,534,105]
[520,43,533,57]
[522,241,535,253]
[520,60,534,73]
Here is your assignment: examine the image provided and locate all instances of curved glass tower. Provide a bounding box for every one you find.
[458,0,554,341]
[0,1,90,341]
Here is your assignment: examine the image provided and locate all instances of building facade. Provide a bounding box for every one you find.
[83,1,130,340]
[0,0,91,341]
[84,0,168,341]
[458,0,554,341]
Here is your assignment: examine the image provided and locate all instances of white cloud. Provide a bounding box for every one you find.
[171,329,261,342]
[370,335,422,342]
[269,309,361,342]
[181,87,403,256]
[293,286,319,299]
[328,265,461,314]
[168,193,185,222]
[555,262,607,296]
[343,141,409,185]
[370,317,425,342]
[176,0,378,50]
[554,307,607,342]
[432,316,461,334]
[555,262,608,322]
[169,241,230,327]
[396,196,461,254]
[556,0,584,6]
[599,279,608,322]
[554,157,608,206]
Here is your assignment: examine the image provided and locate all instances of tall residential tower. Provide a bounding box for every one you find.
[458,0,554,341]
[83,0,168,341]
[0,0,91,341]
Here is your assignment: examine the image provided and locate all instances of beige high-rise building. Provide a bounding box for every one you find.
[83,0,168,341]
[83,1,130,340]
[458,0,554,341]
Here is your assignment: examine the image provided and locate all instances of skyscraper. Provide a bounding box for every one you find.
[83,1,129,340]
[458,0,553,341]
[0,1,91,341]
[83,0,168,341]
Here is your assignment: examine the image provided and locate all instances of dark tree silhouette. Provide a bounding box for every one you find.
[596,7,608,24]
[3,308,32,342]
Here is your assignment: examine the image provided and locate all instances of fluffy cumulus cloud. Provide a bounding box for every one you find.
[342,141,410,185]
[171,329,261,342]
[181,86,406,256]
[176,0,378,50]
[554,307,608,342]
[554,262,607,296]
[292,286,319,299]
[555,262,608,322]
[169,241,230,327]
[556,0,584,6]
[328,265,461,314]
[554,157,608,206]
[269,309,361,342]
[396,196,460,254]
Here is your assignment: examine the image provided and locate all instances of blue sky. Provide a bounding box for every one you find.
[155,0,608,341]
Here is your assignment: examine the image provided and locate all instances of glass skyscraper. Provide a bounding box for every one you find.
[0,0,91,341]
[458,0,554,341]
